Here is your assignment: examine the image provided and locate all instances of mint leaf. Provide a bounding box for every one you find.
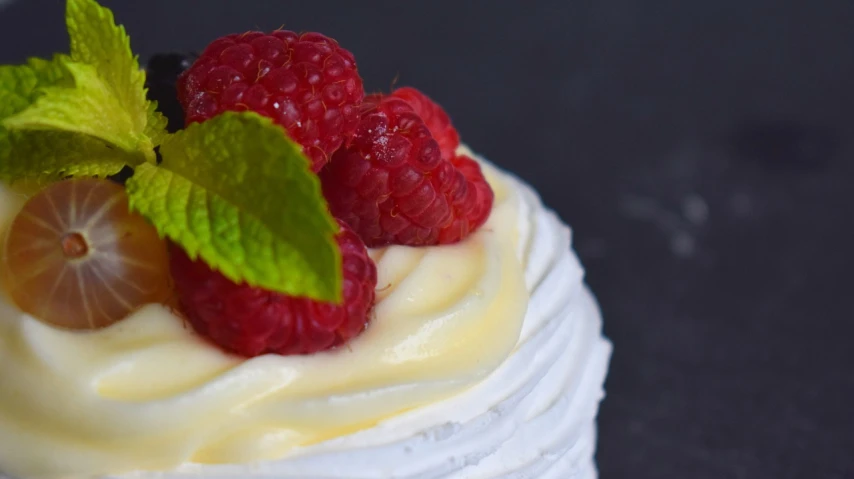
[0,0,166,184]
[0,131,128,184]
[0,56,68,119]
[3,59,151,164]
[145,100,169,148]
[66,0,155,141]
[0,57,128,183]
[126,112,342,302]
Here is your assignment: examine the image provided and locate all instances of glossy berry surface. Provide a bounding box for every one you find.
[1,179,173,330]
[177,31,364,172]
[320,94,494,247]
[169,220,377,357]
[391,87,460,161]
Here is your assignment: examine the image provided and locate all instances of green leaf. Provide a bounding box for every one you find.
[66,0,152,139]
[0,130,129,185]
[0,0,166,184]
[3,59,151,164]
[126,112,342,302]
[0,57,128,183]
[0,56,68,120]
[145,100,169,148]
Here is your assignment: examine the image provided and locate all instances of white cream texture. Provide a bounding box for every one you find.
[0,154,611,479]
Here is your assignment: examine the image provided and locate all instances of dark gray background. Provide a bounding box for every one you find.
[2,1,853,478]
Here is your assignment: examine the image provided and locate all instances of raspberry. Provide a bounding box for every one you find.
[177,31,365,172]
[391,87,460,161]
[169,220,377,357]
[320,94,494,247]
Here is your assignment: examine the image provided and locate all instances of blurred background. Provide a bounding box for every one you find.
[1,1,852,478]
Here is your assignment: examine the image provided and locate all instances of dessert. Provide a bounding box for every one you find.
[0,1,612,478]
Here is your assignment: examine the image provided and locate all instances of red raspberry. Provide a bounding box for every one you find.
[177,31,365,172]
[320,94,494,247]
[443,154,494,243]
[169,220,377,357]
[391,87,460,161]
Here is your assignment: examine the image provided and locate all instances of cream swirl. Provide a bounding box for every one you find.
[104,160,612,479]
[0,156,531,479]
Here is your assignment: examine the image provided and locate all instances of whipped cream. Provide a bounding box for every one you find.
[0,153,611,479]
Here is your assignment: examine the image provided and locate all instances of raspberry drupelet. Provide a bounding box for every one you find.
[169,220,377,357]
[177,31,364,172]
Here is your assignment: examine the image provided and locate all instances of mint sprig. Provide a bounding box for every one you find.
[0,57,130,182]
[66,0,167,150]
[4,59,151,164]
[127,113,341,302]
[0,0,343,302]
[1,0,160,168]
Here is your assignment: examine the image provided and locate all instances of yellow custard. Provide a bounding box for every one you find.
[0,162,529,478]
